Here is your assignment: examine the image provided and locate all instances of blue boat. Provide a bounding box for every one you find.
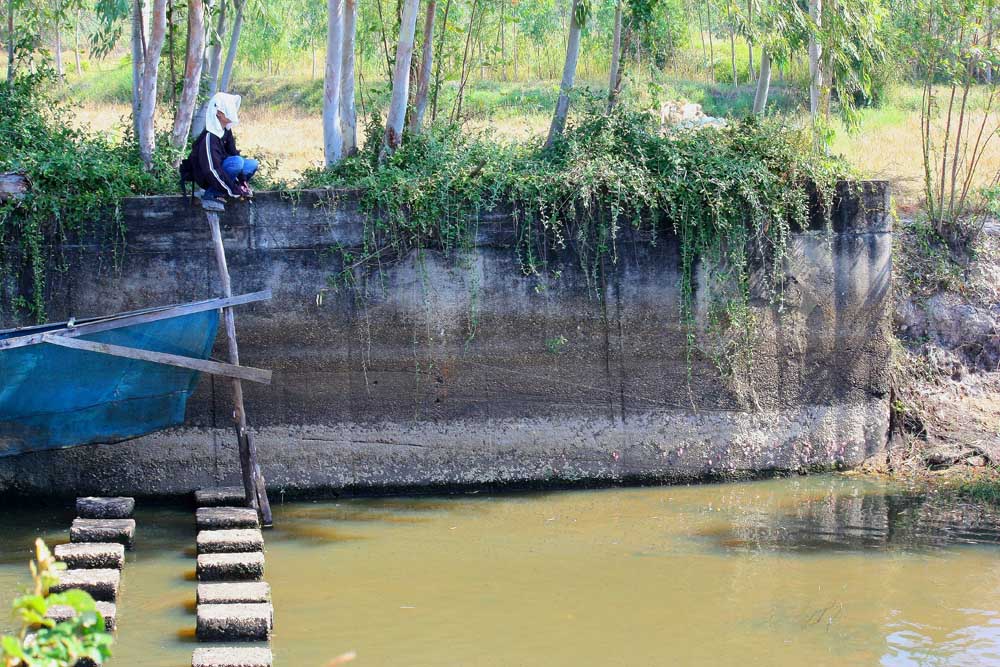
[0,292,271,458]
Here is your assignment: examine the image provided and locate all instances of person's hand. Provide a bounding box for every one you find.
[238,182,254,199]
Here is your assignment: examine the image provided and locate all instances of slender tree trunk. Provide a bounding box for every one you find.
[697,4,707,61]
[7,0,14,83]
[381,0,420,159]
[131,0,145,141]
[430,0,452,121]
[167,0,177,106]
[54,0,64,78]
[324,0,344,166]
[170,0,205,152]
[74,8,82,76]
[451,0,479,123]
[706,1,715,83]
[752,50,771,114]
[139,0,168,169]
[607,0,622,112]
[725,1,736,86]
[374,0,394,77]
[746,0,755,81]
[191,0,226,137]
[341,0,357,154]
[545,0,582,147]
[808,0,822,120]
[219,0,244,92]
[409,0,436,133]
[311,44,316,79]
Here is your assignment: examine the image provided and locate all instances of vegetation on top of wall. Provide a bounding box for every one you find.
[0,72,176,323]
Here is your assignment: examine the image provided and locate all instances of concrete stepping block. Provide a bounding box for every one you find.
[197,552,265,581]
[54,543,125,570]
[46,601,117,631]
[196,507,259,530]
[196,603,273,641]
[195,487,247,507]
[197,529,264,555]
[76,497,135,519]
[192,646,273,667]
[71,518,136,549]
[50,568,120,602]
[197,582,271,605]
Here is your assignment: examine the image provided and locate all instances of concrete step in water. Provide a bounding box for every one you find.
[197,529,264,555]
[192,646,273,667]
[54,542,125,570]
[197,582,271,605]
[195,487,247,508]
[46,601,117,631]
[197,552,265,582]
[71,518,136,549]
[196,507,259,531]
[50,568,120,602]
[76,497,135,519]
[196,603,273,641]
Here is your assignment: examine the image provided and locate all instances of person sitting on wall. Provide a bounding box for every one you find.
[183,92,257,212]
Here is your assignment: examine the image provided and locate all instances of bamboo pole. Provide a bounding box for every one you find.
[205,211,273,527]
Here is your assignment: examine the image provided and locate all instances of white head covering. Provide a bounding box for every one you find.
[205,92,242,138]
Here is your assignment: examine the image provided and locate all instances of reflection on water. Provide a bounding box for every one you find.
[1,475,1000,666]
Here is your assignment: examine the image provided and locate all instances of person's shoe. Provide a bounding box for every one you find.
[200,198,225,212]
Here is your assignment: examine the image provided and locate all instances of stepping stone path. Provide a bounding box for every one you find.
[192,489,273,667]
[49,498,135,643]
[71,518,136,549]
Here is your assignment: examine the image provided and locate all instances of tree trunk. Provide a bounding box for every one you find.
[545,0,582,147]
[726,1,736,86]
[139,0,168,169]
[131,0,144,142]
[752,50,771,114]
[7,0,14,83]
[170,0,205,152]
[409,0,436,133]
[430,0,452,122]
[607,0,622,112]
[451,0,479,123]
[341,0,358,154]
[706,1,715,83]
[808,0,822,120]
[311,45,316,79]
[220,0,244,92]
[167,0,177,106]
[380,0,420,159]
[746,0,754,81]
[74,8,82,76]
[191,0,226,137]
[54,0,64,78]
[696,4,706,61]
[323,0,344,166]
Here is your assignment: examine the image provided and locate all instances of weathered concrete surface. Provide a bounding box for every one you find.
[54,542,125,569]
[196,603,273,641]
[0,183,893,495]
[197,552,265,581]
[197,582,271,604]
[70,519,135,549]
[46,601,117,631]
[192,647,273,667]
[76,497,135,519]
[50,568,120,602]
[196,487,246,507]
[198,529,264,554]
[197,507,260,530]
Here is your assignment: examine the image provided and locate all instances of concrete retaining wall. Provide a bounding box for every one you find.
[0,182,893,496]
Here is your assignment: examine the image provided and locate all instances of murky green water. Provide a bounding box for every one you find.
[3,475,1000,666]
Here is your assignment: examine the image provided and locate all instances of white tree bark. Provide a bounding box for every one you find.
[752,50,771,114]
[545,0,582,147]
[607,0,622,112]
[170,0,205,151]
[324,0,344,166]
[131,0,144,141]
[409,0,436,133]
[808,0,822,120]
[138,0,168,169]
[341,0,358,153]
[219,0,244,91]
[191,0,226,138]
[380,0,420,159]
[54,0,64,78]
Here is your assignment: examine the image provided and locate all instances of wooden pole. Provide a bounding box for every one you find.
[205,211,273,527]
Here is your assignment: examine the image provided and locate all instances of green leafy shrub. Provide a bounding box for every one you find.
[0,72,175,323]
[1,539,114,667]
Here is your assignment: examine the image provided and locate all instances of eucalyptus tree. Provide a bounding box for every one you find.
[324,0,344,166]
[409,0,437,133]
[170,0,204,152]
[545,0,587,146]
[219,0,246,91]
[341,0,357,153]
[381,0,420,159]
[137,0,168,168]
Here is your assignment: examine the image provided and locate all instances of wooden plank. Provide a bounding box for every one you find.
[0,291,271,351]
[41,334,272,384]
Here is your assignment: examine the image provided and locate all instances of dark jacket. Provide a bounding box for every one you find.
[186,128,241,196]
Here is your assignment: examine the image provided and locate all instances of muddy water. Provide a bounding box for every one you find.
[3,475,1000,666]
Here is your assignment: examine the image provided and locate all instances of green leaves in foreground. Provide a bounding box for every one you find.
[1,540,114,667]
